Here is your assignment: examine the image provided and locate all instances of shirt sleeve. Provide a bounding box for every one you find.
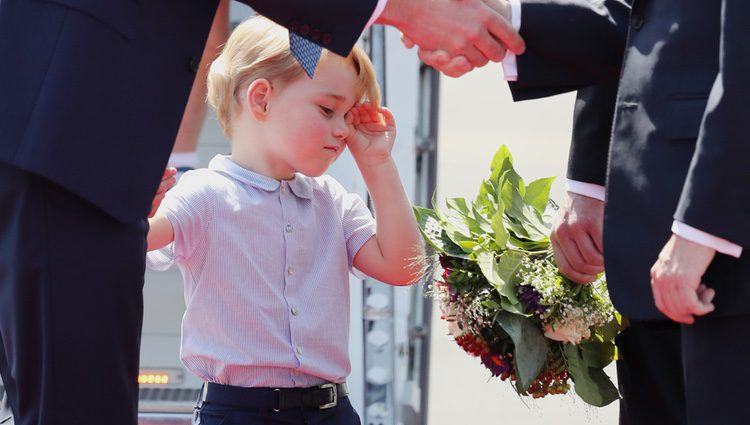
[341,193,377,271]
[566,179,606,201]
[501,0,522,81]
[671,221,742,258]
[145,172,209,269]
[323,176,377,271]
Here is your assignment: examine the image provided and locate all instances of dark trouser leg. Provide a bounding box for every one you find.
[682,313,750,425]
[616,319,687,425]
[0,162,147,425]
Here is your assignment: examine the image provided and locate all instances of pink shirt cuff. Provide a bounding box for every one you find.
[367,0,389,28]
[501,0,522,81]
[566,179,605,201]
[671,221,742,258]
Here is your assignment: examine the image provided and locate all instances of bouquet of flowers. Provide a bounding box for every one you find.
[415,145,622,407]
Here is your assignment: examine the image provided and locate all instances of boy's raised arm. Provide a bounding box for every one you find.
[346,104,425,286]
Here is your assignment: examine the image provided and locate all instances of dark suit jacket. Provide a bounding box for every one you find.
[0,0,376,223]
[509,0,750,319]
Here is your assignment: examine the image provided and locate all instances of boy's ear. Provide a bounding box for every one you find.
[246,79,273,120]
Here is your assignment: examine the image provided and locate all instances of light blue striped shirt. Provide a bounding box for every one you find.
[147,154,376,388]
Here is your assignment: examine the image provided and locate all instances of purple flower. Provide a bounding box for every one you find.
[481,354,513,377]
[518,285,546,316]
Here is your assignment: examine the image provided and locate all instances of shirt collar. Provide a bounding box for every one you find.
[208,155,312,199]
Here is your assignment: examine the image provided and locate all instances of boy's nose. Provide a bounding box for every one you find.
[333,120,349,139]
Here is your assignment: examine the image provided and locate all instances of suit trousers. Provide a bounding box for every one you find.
[618,314,750,425]
[0,161,147,425]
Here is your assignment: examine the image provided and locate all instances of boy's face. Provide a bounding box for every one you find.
[264,56,359,178]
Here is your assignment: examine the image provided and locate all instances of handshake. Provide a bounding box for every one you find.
[376,0,524,77]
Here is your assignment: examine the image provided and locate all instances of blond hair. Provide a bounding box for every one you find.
[207,16,381,137]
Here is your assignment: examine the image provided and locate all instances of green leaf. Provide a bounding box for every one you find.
[594,315,622,343]
[563,344,620,407]
[490,210,509,249]
[504,188,549,241]
[495,312,549,391]
[481,299,502,310]
[580,341,616,369]
[458,240,479,251]
[446,197,471,216]
[432,207,475,252]
[524,177,556,214]
[475,180,498,214]
[489,145,514,178]
[413,206,467,258]
[500,297,526,315]
[472,204,495,235]
[476,251,526,309]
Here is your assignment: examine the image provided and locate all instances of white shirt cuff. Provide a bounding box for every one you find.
[501,0,522,81]
[566,179,605,201]
[367,0,389,28]
[671,221,743,258]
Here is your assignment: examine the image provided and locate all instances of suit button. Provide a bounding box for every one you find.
[631,14,644,30]
[299,25,310,35]
[322,33,332,45]
[188,56,200,73]
[311,29,321,41]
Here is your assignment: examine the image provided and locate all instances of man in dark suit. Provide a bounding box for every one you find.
[418,0,749,424]
[512,3,749,424]
[0,1,524,424]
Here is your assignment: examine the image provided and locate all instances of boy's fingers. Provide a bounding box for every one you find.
[379,107,396,127]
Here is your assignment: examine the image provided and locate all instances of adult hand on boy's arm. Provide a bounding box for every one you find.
[146,167,177,252]
[149,167,177,218]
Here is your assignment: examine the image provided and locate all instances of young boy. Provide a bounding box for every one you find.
[146,16,424,425]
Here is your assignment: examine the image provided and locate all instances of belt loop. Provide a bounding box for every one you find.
[273,388,281,412]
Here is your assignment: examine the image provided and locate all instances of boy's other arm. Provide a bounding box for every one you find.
[147,213,175,252]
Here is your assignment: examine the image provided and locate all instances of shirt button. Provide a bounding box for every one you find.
[291,307,299,316]
[280,186,287,194]
[287,266,294,276]
[286,224,293,233]
[296,346,303,355]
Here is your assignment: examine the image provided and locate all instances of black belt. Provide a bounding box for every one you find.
[201,382,349,412]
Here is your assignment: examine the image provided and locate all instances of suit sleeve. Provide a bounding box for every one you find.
[674,0,750,247]
[567,80,619,186]
[240,0,378,57]
[508,0,631,101]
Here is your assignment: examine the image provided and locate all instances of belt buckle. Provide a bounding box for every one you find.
[317,383,337,409]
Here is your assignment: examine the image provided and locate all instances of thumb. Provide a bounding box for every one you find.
[689,293,715,317]
[400,33,415,49]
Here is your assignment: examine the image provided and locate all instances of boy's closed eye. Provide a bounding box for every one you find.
[319,105,335,116]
